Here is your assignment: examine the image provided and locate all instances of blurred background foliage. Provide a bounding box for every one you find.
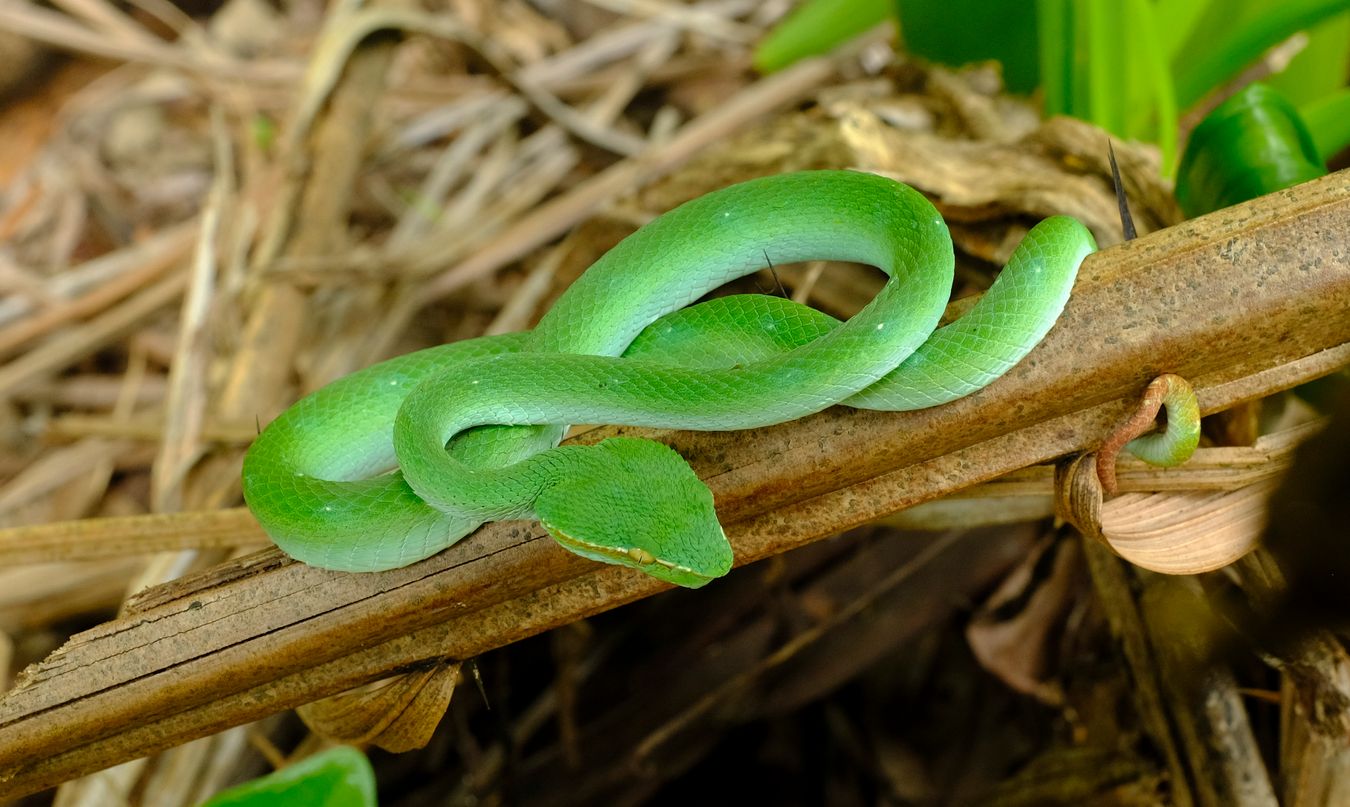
[755,0,1350,207]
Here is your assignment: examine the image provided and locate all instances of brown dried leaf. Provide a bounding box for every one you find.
[297,663,459,753]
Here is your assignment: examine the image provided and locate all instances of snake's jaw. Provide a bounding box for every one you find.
[535,437,733,589]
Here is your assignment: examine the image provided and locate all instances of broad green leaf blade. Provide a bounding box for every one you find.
[1301,89,1350,161]
[1176,83,1325,217]
[1152,0,1210,60]
[894,0,1041,93]
[1268,11,1350,106]
[200,746,377,807]
[753,0,892,73]
[1171,0,1350,109]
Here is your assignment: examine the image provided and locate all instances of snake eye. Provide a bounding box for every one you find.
[627,547,656,564]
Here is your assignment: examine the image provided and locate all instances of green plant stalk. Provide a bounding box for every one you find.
[1037,0,1071,116]
[1130,0,1179,174]
[1086,0,1117,133]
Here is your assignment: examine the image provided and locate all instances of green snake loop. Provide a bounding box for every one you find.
[242,171,1097,587]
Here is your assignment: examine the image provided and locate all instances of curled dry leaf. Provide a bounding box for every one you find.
[1056,422,1318,575]
[1098,483,1274,576]
[297,662,460,753]
[966,535,1082,705]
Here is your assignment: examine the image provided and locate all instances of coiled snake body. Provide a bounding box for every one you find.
[243,171,1097,587]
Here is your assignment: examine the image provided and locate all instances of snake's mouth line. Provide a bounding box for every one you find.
[542,521,710,580]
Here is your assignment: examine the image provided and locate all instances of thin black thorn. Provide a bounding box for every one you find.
[763,249,788,299]
[255,414,261,436]
[1108,139,1137,242]
[469,657,491,709]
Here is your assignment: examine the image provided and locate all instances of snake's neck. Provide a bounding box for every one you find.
[396,402,592,521]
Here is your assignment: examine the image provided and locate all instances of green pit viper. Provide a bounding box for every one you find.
[242,170,1186,588]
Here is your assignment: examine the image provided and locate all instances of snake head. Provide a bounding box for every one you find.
[535,437,733,588]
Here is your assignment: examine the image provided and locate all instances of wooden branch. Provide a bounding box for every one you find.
[0,171,1347,797]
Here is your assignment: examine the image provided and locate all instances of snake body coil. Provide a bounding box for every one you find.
[242,171,1096,587]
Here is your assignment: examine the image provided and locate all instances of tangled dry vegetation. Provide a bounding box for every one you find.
[0,0,1348,804]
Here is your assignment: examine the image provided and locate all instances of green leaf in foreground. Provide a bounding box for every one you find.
[199,746,377,807]
[1175,83,1325,218]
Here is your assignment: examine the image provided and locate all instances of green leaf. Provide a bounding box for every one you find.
[1152,0,1210,60]
[753,0,892,73]
[894,0,1041,93]
[1170,0,1350,109]
[1301,88,1350,161]
[1175,83,1326,218]
[199,746,377,807]
[1268,11,1350,106]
